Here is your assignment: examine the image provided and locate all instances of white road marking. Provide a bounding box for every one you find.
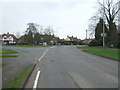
[50,46,56,48]
[33,48,49,89]
[39,49,49,61]
[33,70,41,89]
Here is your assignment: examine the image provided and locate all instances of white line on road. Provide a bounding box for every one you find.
[33,70,41,90]
[39,49,49,61]
[50,46,56,48]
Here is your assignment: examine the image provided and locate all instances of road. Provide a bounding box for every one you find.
[2,46,49,87]
[25,46,118,88]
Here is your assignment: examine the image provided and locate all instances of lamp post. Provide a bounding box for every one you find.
[32,34,34,45]
[86,29,87,40]
[102,20,105,47]
[102,1,105,47]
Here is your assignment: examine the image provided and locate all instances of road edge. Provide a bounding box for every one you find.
[21,60,38,89]
[78,48,119,62]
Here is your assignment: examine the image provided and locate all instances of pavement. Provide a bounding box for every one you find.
[24,46,118,88]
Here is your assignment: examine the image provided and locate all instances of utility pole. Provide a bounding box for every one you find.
[102,1,105,47]
[103,20,105,47]
[32,34,34,45]
[86,29,87,39]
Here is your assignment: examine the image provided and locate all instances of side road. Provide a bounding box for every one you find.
[2,46,49,88]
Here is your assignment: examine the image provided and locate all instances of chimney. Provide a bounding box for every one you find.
[7,32,9,35]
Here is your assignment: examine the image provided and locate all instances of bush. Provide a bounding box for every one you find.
[106,40,120,48]
[89,39,102,46]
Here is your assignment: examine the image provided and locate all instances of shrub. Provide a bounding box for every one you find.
[89,39,102,46]
[106,40,120,48]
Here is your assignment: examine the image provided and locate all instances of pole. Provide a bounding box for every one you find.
[86,29,87,39]
[33,34,34,45]
[103,20,105,47]
[102,1,105,47]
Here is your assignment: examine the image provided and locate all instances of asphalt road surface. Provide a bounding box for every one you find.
[2,46,49,87]
[25,46,118,88]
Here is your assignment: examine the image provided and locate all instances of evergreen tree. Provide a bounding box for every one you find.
[27,30,33,44]
[95,18,108,42]
[34,33,40,45]
[109,23,118,41]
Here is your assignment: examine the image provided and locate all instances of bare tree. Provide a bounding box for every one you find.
[43,26,54,35]
[97,0,120,31]
[15,32,21,39]
[88,15,99,38]
[39,25,44,35]
[26,23,39,34]
[97,0,120,41]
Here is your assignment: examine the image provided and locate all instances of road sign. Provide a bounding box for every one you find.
[101,33,106,37]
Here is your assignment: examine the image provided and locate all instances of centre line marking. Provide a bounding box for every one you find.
[33,70,41,89]
[39,49,49,61]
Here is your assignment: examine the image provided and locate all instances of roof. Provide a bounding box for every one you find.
[66,36,78,41]
[0,32,16,40]
[82,39,92,44]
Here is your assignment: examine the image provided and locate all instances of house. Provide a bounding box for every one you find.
[0,32,16,45]
[82,39,92,45]
[64,36,81,45]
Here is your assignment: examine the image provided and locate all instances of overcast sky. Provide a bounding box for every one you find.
[0,0,99,39]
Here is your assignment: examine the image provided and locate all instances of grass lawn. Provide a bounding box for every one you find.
[3,65,32,88]
[3,44,62,47]
[77,46,119,61]
[0,49,18,58]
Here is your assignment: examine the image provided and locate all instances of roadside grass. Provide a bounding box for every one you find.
[0,49,18,58]
[3,65,32,89]
[0,49,17,54]
[3,44,62,47]
[0,64,5,67]
[77,46,119,61]
[1,55,18,58]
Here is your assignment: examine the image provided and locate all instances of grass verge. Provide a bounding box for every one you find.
[0,49,18,58]
[1,55,18,58]
[0,64,5,67]
[0,49,17,54]
[3,65,32,89]
[77,46,119,61]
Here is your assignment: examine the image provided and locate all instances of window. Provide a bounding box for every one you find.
[4,37,7,39]
[9,36,13,40]
[3,36,7,39]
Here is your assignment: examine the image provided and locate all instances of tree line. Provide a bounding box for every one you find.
[17,23,59,45]
[88,0,120,48]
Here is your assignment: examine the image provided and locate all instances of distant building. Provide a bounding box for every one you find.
[64,36,81,45]
[39,34,59,45]
[82,39,92,45]
[0,32,16,45]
